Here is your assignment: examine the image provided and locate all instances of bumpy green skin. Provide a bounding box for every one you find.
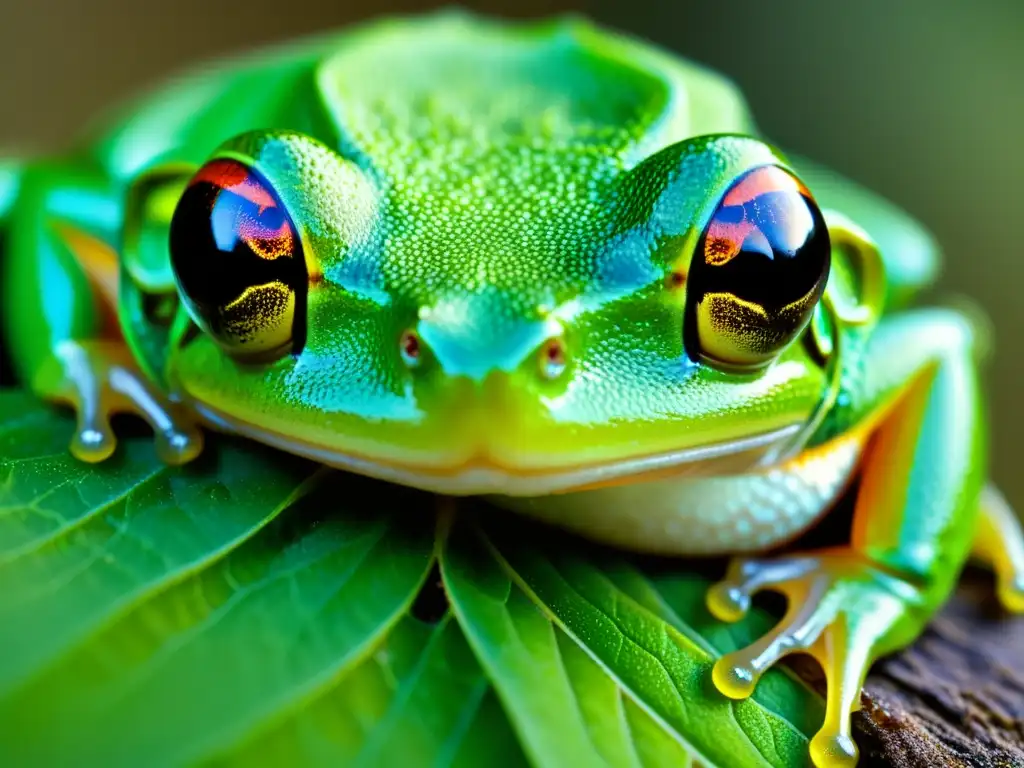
[0,12,1018,768]
[0,13,932,468]
[3,13,834,474]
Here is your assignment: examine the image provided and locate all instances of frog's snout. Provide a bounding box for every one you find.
[412,319,567,384]
[411,291,568,384]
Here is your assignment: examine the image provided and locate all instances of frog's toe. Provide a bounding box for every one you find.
[56,340,203,465]
[711,591,824,698]
[713,613,864,768]
[805,623,874,768]
[997,574,1024,613]
[708,555,832,699]
[107,365,204,465]
[154,425,204,465]
[69,409,117,463]
[708,552,920,768]
[707,555,823,623]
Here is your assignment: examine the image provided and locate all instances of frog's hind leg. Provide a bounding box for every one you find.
[2,165,202,465]
[971,484,1024,612]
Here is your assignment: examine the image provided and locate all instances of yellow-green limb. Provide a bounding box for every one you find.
[708,307,993,768]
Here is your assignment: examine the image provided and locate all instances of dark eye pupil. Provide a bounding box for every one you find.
[686,164,831,367]
[171,159,301,307]
[169,158,307,352]
[696,169,828,312]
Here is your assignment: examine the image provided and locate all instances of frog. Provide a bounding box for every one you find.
[2,10,1023,767]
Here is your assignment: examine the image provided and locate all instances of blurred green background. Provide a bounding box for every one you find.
[1,0,1021,508]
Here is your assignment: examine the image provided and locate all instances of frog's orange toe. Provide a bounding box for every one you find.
[707,555,822,623]
[705,582,750,623]
[712,587,825,700]
[707,550,924,768]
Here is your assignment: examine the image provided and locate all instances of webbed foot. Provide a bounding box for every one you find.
[47,339,203,465]
[707,550,923,768]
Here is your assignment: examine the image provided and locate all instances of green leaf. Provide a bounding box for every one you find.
[441,520,616,768]
[0,390,321,693]
[443,517,820,768]
[625,567,824,739]
[223,613,528,768]
[0,389,825,767]
[0,391,436,765]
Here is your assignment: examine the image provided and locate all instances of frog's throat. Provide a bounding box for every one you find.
[190,401,802,496]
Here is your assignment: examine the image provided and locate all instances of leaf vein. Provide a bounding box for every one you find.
[547,563,774,767]
[477,534,704,765]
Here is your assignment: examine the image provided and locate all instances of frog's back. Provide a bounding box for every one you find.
[82,10,938,308]
[90,11,756,181]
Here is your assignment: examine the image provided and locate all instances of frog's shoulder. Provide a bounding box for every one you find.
[86,11,758,182]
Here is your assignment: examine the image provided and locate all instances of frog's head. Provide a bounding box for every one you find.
[124,127,857,495]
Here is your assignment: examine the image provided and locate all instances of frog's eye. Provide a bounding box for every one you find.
[685,165,831,370]
[169,158,307,360]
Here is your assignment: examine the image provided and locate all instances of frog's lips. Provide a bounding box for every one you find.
[191,401,801,496]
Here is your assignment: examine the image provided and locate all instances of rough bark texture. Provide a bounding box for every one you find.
[789,569,1024,767]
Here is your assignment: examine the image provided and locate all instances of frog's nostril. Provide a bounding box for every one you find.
[538,337,567,380]
[400,329,422,368]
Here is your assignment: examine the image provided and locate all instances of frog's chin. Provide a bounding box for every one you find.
[191,401,802,497]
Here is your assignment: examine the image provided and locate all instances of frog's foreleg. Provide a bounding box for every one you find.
[1,165,201,464]
[706,309,1000,768]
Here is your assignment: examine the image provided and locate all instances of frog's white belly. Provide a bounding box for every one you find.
[491,432,864,555]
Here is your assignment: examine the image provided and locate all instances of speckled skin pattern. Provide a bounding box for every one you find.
[3,13,1024,768]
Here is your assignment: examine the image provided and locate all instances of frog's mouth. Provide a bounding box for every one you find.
[191,401,802,497]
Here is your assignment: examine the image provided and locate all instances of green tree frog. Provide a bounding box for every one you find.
[2,11,1023,767]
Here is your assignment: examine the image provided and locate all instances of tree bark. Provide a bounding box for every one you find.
[791,569,1024,766]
